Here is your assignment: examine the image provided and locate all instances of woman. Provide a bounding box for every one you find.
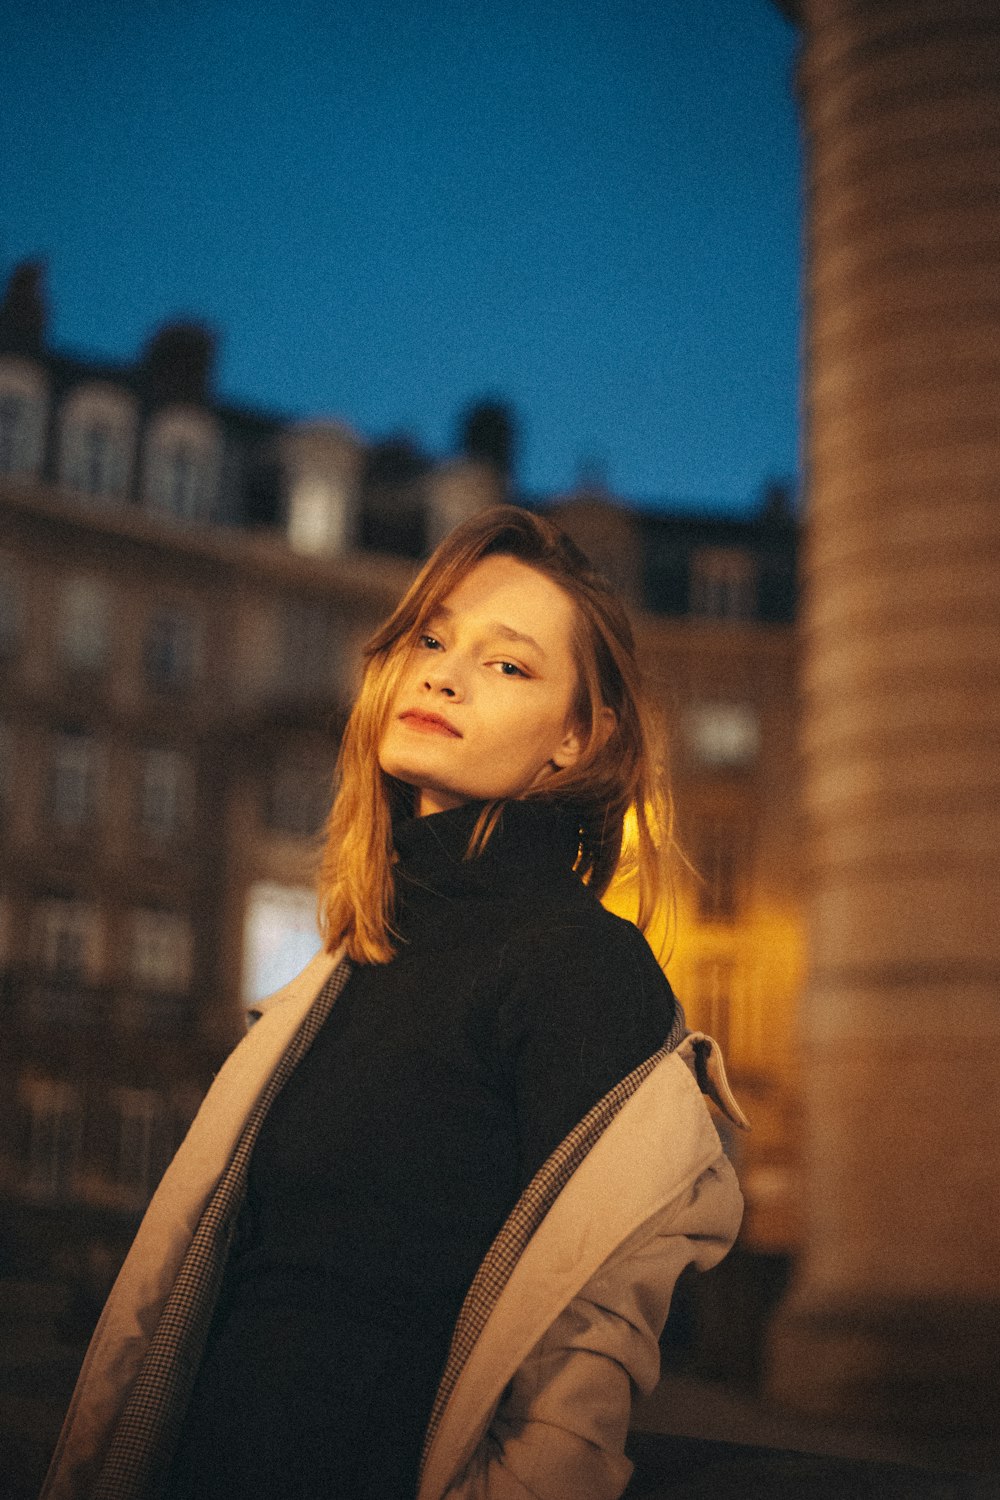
[42,506,745,1500]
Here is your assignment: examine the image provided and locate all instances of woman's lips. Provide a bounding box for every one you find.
[398,710,462,737]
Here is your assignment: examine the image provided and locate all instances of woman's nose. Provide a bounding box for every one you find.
[422,660,462,699]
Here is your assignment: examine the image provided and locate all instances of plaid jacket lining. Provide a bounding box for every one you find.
[91,959,686,1500]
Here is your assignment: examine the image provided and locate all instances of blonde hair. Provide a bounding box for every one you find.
[319,505,675,963]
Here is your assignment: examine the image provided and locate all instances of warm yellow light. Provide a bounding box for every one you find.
[601,804,674,966]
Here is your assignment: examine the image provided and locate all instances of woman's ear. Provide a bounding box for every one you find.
[552,705,615,770]
[593,704,616,751]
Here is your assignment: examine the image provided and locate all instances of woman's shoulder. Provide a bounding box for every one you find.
[509,882,670,984]
[491,887,678,1177]
[495,882,677,1035]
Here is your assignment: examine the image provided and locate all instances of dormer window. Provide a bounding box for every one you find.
[0,356,47,477]
[690,547,759,622]
[143,407,220,523]
[59,383,136,502]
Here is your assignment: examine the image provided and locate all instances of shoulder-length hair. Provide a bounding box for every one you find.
[318,505,675,963]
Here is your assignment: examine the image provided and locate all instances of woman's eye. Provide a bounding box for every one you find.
[495,660,526,678]
[418,633,442,651]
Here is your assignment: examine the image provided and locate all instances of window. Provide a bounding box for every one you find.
[49,728,101,830]
[690,548,758,622]
[21,1077,83,1199]
[0,356,47,477]
[59,383,136,501]
[113,1087,165,1202]
[684,702,760,770]
[59,575,109,676]
[0,556,24,660]
[695,820,747,924]
[138,747,191,841]
[283,420,360,556]
[36,897,100,978]
[143,605,199,693]
[131,908,193,992]
[143,407,220,523]
[243,881,320,1006]
[30,900,102,1030]
[64,421,121,497]
[691,958,735,1054]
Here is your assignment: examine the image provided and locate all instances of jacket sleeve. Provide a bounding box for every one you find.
[443,1157,741,1500]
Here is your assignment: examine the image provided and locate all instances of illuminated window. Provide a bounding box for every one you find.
[59,383,136,501]
[143,605,199,693]
[695,820,747,924]
[143,407,220,522]
[690,548,758,621]
[283,420,360,556]
[0,356,47,477]
[243,881,320,1006]
[59,575,109,675]
[49,729,102,830]
[684,702,760,770]
[21,1077,83,1199]
[139,747,191,841]
[691,957,734,1053]
[131,908,193,992]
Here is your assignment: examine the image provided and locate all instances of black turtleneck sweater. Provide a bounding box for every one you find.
[167,800,677,1500]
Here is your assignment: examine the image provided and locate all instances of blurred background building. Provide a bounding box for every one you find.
[0,257,802,1481]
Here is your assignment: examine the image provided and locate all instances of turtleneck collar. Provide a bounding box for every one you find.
[391,799,583,949]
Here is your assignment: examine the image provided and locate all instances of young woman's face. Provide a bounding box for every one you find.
[379,554,585,816]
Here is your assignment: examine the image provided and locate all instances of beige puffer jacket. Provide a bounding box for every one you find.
[41,948,745,1500]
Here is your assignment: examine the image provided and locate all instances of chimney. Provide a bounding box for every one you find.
[0,259,48,354]
[140,321,217,405]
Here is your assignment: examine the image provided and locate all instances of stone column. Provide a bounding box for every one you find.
[768,0,1000,1467]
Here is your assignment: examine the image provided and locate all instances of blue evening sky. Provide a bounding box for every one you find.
[1,0,801,512]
